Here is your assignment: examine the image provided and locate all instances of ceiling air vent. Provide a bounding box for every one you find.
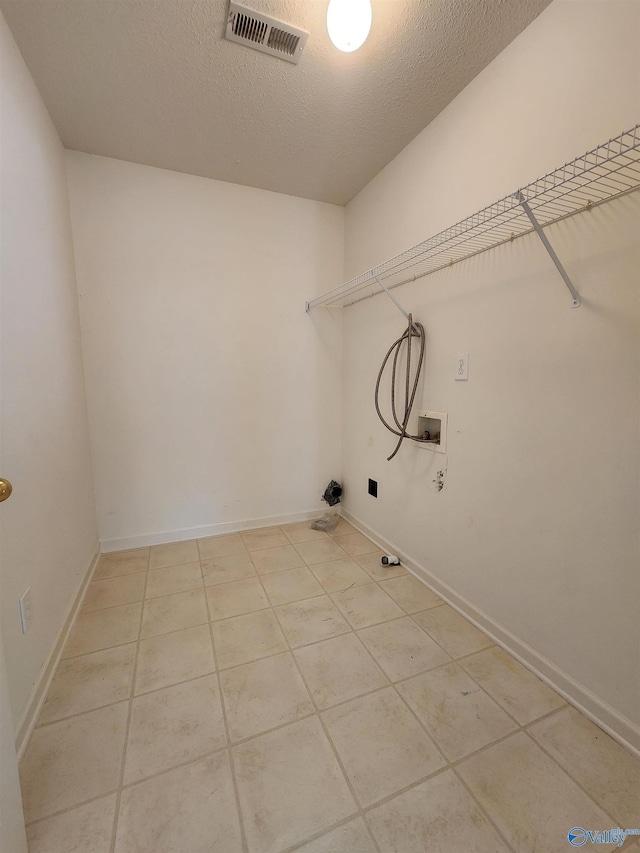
[226,3,308,64]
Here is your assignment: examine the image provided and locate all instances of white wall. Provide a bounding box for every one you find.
[342,0,640,747]
[0,12,98,734]
[65,153,344,550]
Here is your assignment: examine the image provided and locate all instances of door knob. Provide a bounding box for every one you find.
[0,478,13,502]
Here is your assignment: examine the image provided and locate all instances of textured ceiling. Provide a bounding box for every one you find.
[1,0,551,204]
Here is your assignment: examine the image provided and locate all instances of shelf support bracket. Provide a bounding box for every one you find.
[373,275,419,331]
[515,190,581,308]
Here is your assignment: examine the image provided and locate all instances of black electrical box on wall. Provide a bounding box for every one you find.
[368,478,378,498]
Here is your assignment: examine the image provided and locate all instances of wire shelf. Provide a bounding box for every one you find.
[306,125,640,311]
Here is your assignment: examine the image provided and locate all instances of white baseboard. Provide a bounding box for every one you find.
[342,509,640,759]
[100,508,329,553]
[15,543,100,760]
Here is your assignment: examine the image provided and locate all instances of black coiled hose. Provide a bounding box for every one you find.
[374,314,427,461]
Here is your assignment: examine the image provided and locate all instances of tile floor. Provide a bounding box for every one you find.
[19,519,640,853]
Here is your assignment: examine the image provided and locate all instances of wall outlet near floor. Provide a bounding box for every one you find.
[19,588,31,633]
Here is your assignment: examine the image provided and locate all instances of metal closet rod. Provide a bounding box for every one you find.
[305,124,640,315]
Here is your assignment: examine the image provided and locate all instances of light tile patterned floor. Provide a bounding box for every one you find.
[20,520,640,853]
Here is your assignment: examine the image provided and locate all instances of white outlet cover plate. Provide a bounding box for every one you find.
[455,353,469,380]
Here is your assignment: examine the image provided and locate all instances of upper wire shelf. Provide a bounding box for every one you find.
[306,125,640,311]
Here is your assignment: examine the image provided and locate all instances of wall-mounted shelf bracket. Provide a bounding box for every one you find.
[372,275,419,331]
[515,190,581,308]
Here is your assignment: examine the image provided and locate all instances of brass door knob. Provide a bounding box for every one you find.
[0,479,13,502]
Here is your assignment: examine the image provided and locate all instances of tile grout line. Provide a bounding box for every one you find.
[455,658,566,731]
[449,764,518,853]
[92,547,361,594]
[428,635,497,663]
[394,601,573,734]
[202,546,250,853]
[332,573,520,852]
[233,564,305,851]
[278,814,378,853]
[403,643,526,850]
[440,701,624,840]
[33,694,137,730]
[147,530,640,837]
[108,548,151,853]
[267,536,535,853]
[448,718,627,850]
[77,572,220,618]
[319,622,456,850]
[22,551,146,831]
[226,706,318,750]
[34,570,544,727]
[520,725,628,829]
[338,617,493,850]
[237,523,364,844]
[69,539,561,744]
[264,571,384,853]
[33,712,622,853]
[132,661,489,757]
[26,744,232,828]
[56,610,213,664]
[92,550,150,582]
[298,560,527,853]
[25,524,636,850]
[22,532,388,813]
[23,556,144,834]
[59,633,142,664]
[23,787,122,831]
[39,656,226,731]
[91,568,148,583]
[34,647,138,730]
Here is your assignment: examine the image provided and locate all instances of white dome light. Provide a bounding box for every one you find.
[327,0,372,53]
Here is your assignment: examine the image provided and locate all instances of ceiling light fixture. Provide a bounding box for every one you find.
[327,0,372,53]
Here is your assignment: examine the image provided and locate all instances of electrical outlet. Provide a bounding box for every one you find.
[455,353,469,381]
[19,588,31,634]
[368,478,378,498]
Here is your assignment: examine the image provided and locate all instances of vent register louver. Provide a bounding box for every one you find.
[225,3,309,64]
